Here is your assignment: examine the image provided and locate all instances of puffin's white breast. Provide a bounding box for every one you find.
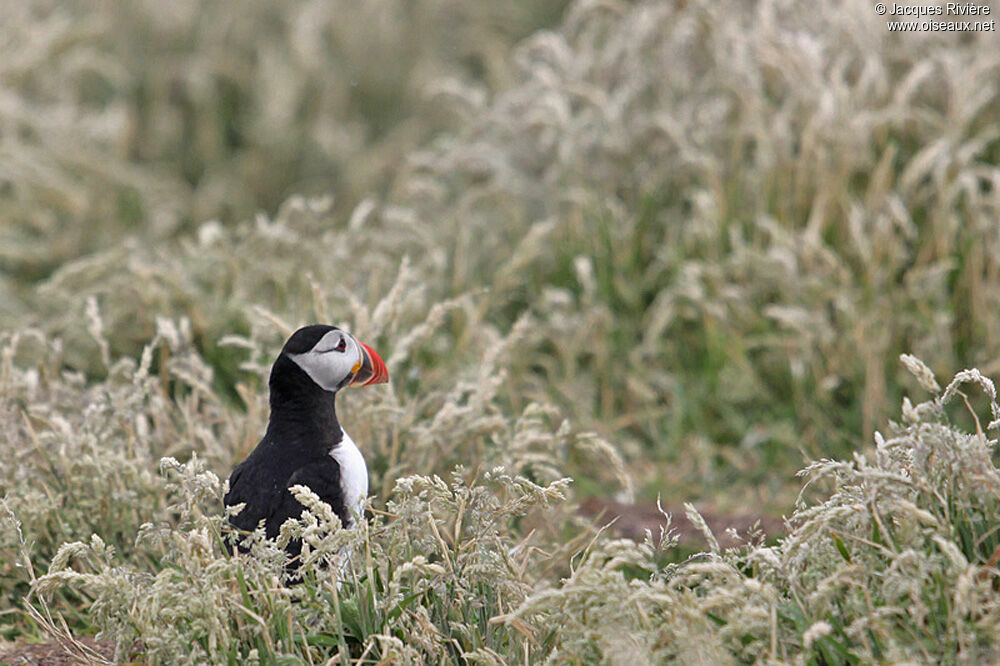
[330,429,368,525]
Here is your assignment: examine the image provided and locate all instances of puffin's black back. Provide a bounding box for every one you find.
[224,326,351,560]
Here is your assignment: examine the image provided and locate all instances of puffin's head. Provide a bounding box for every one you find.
[280,324,389,393]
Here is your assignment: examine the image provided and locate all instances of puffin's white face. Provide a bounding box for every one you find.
[287,329,363,392]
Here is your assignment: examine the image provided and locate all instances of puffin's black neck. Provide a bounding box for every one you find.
[266,355,342,453]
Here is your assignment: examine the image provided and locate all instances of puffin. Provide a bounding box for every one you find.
[224,324,389,564]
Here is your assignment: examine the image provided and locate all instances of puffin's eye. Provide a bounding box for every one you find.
[333,337,347,353]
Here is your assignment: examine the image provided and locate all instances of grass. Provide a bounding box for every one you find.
[2,0,1000,662]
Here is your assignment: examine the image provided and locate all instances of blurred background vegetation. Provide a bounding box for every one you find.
[0,0,1000,663]
[2,1,1000,653]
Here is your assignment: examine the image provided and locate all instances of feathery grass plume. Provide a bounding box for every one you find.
[900,353,942,395]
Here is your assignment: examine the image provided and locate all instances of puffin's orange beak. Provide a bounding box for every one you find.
[349,340,389,387]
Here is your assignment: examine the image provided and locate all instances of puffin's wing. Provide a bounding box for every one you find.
[266,459,349,537]
[224,459,274,535]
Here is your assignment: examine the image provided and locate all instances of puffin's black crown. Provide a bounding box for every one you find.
[281,325,340,355]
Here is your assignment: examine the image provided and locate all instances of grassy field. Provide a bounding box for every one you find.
[3,0,1000,662]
